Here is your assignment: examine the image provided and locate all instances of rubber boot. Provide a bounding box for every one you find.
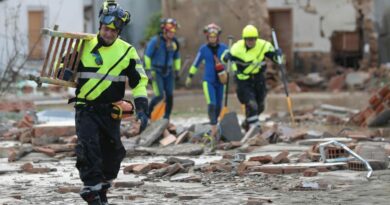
[80,187,102,205]
[99,182,111,205]
[210,125,217,138]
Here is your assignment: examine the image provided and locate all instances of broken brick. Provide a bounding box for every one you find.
[303,168,319,177]
[327,75,345,92]
[283,167,305,174]
[272,150,289,164]
[20,162,52,173]
[160,130,177,146]
[33,146,56,157]
[123,164,142,174]
[237,161,262,175]
[33,124,75,138]
[132,164,151,174]
[57,186,80,194]
[248,155,272,164]
[222,153,234,159]
[149,162,169,170]
[164,163,185,176]
[247,166,283,174]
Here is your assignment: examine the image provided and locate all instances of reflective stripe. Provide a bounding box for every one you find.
[152,79,160,96]
[202,81,210,104]
[247,115,259,123]
[135,67,146,76]
[77,72,126,82]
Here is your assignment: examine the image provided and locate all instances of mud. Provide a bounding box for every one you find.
[1,91,390,205]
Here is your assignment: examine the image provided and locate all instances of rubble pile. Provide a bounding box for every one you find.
[0,97,389,204]
[268,66,390,94]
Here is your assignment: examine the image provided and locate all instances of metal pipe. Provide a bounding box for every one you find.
[319,140,373,178]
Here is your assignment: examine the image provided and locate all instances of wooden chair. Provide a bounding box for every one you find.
[29,25,94,88]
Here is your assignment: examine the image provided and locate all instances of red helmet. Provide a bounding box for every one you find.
[160,18,178,33]
[203,23,222,37]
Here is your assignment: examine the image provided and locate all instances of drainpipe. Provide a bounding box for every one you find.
[92,0,98,31]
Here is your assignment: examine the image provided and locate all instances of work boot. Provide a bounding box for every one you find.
[210,125,217,138]
[99,182,111,205]
[80,187,102,205]
[202,132,216,155]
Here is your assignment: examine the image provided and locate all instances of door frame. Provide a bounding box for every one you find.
[268,8,293,70]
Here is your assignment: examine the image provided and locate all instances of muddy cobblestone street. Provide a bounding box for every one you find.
[1,152,390,204]
[1,92,390,205]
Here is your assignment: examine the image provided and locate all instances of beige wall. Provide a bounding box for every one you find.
[268,0,356,52]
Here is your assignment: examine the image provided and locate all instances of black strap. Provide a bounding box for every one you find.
[81,46,132,102]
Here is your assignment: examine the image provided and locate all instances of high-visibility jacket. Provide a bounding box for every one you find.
[75,36,148,104]
[222,39,275,80]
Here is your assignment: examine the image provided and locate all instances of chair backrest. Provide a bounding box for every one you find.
[36,26,95,88]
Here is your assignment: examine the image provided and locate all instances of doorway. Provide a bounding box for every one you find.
[269,9,293,70]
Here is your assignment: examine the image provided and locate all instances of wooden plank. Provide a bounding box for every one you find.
[29,76,77,88]
[68,39,81,71]
[59,38,74,79]
[41,28,95,40]
[53,38,68,79]
[72,40,85,81]
[47,37,62,77]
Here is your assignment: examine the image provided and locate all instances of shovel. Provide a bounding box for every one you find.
[151,99,165,121]
[219,35,234,120]
[271,29,295,125]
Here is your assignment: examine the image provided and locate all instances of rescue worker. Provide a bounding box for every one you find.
[144,18,181,120]
[63,1,149,204]
[185,23,228,138]
[221,25,282,131]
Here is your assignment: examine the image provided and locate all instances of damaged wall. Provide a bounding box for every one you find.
[162,0,380,73]
[375,0,390,64]
[353,0,378,68]
[268,0,356,52]
[0,0,83,71]
[268,0,359,73]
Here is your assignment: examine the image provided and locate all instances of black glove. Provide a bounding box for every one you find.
[175,70,180,83]
[137,112,148,133]
[222,52,232,63]
[57,68,73,81]
[275,48,283,57]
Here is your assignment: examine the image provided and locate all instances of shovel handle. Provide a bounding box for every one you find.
[224,36,234,107]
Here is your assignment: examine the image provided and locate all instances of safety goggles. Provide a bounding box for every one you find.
[165,18,177,25]
[164,23,177,33]
[100,15,124,30]
[207,28,220,35]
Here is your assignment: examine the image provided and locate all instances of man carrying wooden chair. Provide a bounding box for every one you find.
[57,1,149,204]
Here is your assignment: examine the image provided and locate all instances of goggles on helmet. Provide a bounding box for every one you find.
[100,15,124,30]
[99,2,130,30]
[204,23,222,37]
[161,18,178,32]
[164,23,177,33]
